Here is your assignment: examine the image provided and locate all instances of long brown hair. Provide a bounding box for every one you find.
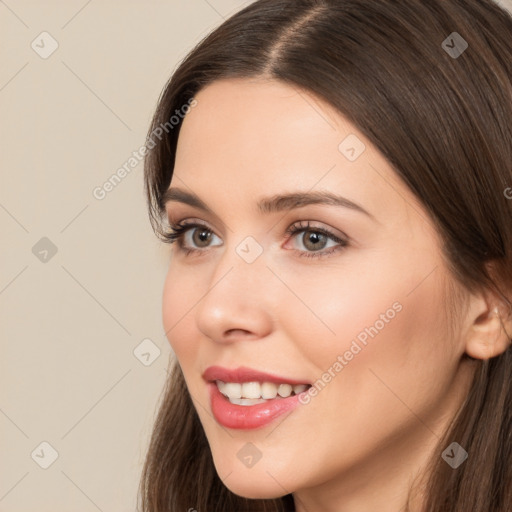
[138,1,512,510]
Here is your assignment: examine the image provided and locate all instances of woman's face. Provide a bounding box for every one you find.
[161,78,474,507]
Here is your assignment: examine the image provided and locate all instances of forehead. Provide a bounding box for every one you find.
[176,77,348,162]
[171,78,427,231]
[175,78,358,191]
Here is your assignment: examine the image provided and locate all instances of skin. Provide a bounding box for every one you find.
[161,77,511,512]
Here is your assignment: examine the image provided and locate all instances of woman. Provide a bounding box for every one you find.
[138,1,512,510]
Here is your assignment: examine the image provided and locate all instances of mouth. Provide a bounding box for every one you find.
[215,380,310,405]
[203,366,312,429]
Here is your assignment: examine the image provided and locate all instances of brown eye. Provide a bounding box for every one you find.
[300,230,329,252]
[163,221,222,253]
[164,219,348,260]
[285,221,349,259]
[191,227,214,247]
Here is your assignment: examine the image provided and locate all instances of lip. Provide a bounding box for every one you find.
[203,366,311,430]
[202,365,311,385]
[207,382,306,430]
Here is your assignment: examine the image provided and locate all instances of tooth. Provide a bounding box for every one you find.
[217,380,226,394]
[218,380,305,400]
[277,383,293,398]
[229,397,267,406]
[261,382,278,399]
[223,382,242,398]
[242,382,261,399]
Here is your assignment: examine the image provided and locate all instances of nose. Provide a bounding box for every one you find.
[194,242,275,345]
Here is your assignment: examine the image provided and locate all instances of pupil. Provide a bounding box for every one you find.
[309,232,321,244]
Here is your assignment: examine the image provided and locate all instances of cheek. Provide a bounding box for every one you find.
[324,277,454,420]
[277,275,454,468]
[286,258,452,392]
[278,261,404,371]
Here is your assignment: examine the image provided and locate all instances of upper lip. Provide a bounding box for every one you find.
[203,365,311,385]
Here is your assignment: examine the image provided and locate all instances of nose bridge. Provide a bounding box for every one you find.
[194,234,274,341]
[210,234,269,301]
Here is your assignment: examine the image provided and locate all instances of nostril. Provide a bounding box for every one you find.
[224,329,254,339]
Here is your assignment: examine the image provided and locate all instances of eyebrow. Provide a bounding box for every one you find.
[161,187,376,221]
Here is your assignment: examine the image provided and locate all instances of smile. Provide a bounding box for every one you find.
[203,366,312,429]
[217,380,309,404]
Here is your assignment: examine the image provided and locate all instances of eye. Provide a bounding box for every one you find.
[284,220,348,259]
[162,220,222,255]
[162,219,348,259]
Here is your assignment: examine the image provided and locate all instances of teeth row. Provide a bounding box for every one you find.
[216,381,308,399]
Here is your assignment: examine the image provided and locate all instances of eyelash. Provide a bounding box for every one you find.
[161,220,349,259]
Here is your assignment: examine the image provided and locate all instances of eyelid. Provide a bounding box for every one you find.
[166,216,224,235]
[165,217,350,257]
[167,216,346,238]
[285,219,348,239]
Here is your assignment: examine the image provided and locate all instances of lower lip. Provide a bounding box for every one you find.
[208,382,305,430]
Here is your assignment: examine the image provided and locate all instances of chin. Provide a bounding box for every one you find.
[222,478,288,500]
[210,456,291,499]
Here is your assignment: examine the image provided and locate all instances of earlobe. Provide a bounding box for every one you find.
[465,304,512,361]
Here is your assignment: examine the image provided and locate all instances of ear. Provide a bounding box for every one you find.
[464,291,512,361]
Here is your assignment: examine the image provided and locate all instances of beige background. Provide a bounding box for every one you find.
[1,1,511,510]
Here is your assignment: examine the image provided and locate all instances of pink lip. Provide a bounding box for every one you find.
[203,366,311,430]
[207,382,305,430]
[202,365,310,385]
